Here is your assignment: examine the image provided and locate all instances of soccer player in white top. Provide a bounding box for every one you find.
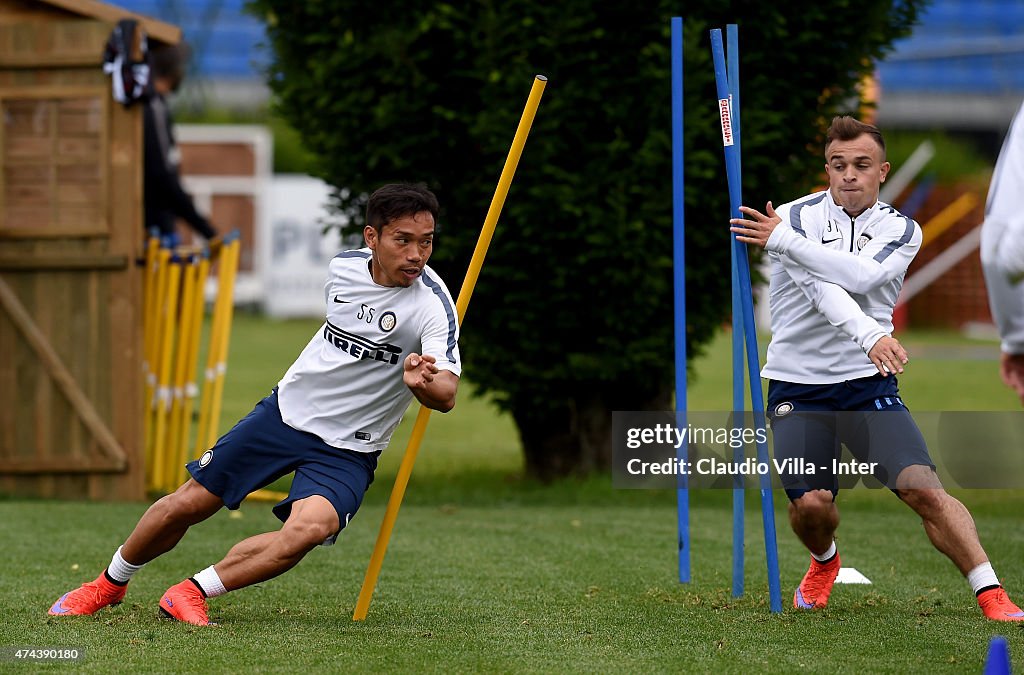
[48,183,461,625]
[981,98,1024,405]
[730,116,1023,621]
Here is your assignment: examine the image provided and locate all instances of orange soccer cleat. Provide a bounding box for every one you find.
[48,573,127,616]
[793,553,841,610]
[978,587,1024,622]
[159,579,215,626]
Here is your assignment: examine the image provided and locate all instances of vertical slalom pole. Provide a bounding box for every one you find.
[176,255,210,484]
[151,257,182,492]
[141,234,160,395]
[145,247,172,480]
[352,75,548,621]
[726,22,745,600]
[193,235,236,458]
[670,17,689,585]
[727,22,782,614]
[711,26,783,613]
[166,254,198,491]
[205,235,241,450]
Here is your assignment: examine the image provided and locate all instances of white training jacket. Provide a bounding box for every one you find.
[981,99,1024,355]
[760,190,922,384]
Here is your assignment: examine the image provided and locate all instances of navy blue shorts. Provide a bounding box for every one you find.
[766,375,934,500]
[186,389,380,542]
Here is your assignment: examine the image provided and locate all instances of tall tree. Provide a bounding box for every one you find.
[250,0,925,480]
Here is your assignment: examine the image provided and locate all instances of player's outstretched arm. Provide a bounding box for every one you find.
[731,201,917,294]
[403,353,459,412]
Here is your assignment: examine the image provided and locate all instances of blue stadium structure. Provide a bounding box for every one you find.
[113,0,1024,129]
[114,0,270,107]
[876,0,1024,130]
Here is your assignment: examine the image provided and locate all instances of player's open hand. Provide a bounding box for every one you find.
[868,335,908,377]
[403,353,439,390]
[730,201,781,248]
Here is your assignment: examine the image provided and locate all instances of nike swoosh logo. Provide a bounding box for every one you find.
[50,593,72,614]
[333,295,351,304]
[822,238,841,245]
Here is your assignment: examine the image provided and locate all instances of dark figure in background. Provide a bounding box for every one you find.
[144,44,219,248]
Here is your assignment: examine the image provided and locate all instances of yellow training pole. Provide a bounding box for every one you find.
[141,235,160,387]
[353,75,547,621]
[205,238,240,450]
[145,247,172,483]
[165,256,198,492]
[919,192,978,250]
[151,258,182,492]
[176,255,211,485]
[193,241,232,459]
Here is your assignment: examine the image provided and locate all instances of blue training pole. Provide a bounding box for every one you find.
[711,26,783,614]
[726,23,745,600]
[670,16,690,585]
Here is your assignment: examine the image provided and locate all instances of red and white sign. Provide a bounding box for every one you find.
[719,97,734,147]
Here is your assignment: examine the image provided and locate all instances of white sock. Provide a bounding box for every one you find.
[193,565,227,598]
[811,540,837,563]
[107,546,144,584]
[967,562,1000,595]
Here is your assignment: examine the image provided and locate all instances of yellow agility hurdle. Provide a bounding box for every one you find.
[142,233,240,495]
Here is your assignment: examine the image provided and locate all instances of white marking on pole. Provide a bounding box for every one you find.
[719,98,734,146]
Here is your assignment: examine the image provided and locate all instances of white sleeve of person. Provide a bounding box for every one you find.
[981,99,1024,353]
[765,210,922,295]
[778,254,888,354]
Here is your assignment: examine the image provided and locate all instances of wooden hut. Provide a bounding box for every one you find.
[0,0,179,499]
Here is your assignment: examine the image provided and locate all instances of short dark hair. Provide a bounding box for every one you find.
[149,43,191,91]
[365,183,440,232]
[825,116,886,158]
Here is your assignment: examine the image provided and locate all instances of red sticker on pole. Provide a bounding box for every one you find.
[719,97,734,147]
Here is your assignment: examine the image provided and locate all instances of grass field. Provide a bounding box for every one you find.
[3,315,1023,673]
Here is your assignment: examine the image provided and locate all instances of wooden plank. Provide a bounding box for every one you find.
[0,304,15,458]
[0,222,107,238]
[0,276,126,469]
[0,0,75,21]
[0,253,128,270]
[0,84,106,99]
[39,0,181,45]
[33,270,55,464]
[0,22,109,68]
[9,275,34,464]
[0,457,124,473]
[105,96,144,499]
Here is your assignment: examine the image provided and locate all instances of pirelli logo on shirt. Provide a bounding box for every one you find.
[324,321,403,365]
